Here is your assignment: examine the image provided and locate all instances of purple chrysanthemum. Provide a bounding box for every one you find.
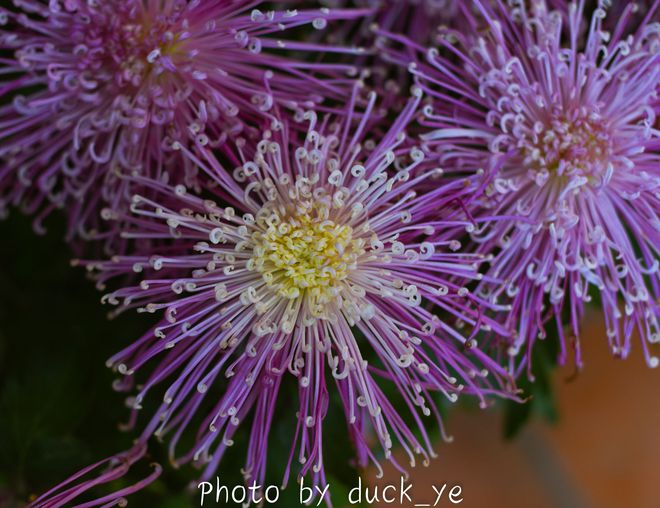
[33,90,515,507]
[406,0,659,375]
[0,0,365,246]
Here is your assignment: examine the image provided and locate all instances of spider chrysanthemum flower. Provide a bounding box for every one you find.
[408,0,659,375]
[33,91,515,507]
[0,0,365,245]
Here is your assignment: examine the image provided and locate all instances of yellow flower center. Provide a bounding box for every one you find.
[249,203,365,306]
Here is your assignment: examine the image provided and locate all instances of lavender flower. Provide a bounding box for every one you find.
[0,0,364,247]
[407,0,659,375]
[34,89,515,507]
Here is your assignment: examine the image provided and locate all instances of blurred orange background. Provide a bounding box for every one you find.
[367,309,660,508]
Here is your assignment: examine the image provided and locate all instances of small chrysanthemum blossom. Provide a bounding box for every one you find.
[322,0,459,49]
[315,0,461,113]
[409,0,660,375]
[0,0,365,245]
[39,92,515,507]
[367,0,459,41]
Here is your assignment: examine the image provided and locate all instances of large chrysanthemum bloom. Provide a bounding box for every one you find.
[34,90,516,507]
[0,1,366,248]
[405,0,659,376]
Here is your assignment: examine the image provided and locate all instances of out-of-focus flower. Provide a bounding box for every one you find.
[34,89,516,507]
[406,0,659,376]
[578,0,657,32]
[321,0,460,44]
[313,0,462,112]
[0,0,365,249]
[353,0,460,43]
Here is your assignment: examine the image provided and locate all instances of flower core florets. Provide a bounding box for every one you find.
[19,2,192,111]
[249,183,368,309]
[71,4,186,89]
[521,109,614,187]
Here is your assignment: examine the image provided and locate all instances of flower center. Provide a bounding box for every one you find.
[522,113,614,183]
[71,4,186,89]
[250,201,365,305]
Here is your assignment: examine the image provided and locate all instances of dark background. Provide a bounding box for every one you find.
[0,214,209,507]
